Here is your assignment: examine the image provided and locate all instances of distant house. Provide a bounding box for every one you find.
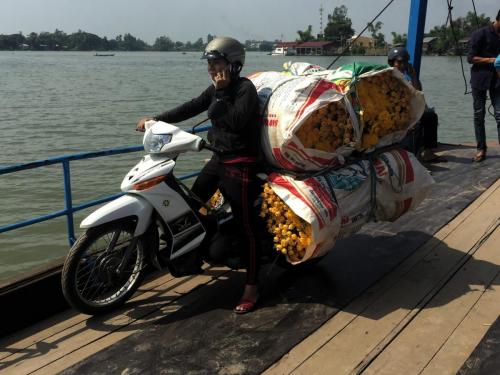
[422,36,438,53]
[348,35,374,49]
[295,41,336,56]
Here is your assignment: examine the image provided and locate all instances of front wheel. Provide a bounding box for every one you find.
[61,220,149,315]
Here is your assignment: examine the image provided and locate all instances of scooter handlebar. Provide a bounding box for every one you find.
[200,140,224,154]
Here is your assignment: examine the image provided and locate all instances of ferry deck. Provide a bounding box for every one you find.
[1,142,499,374]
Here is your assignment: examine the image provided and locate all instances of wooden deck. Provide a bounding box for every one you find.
[266,178,500,375]
[0,144,499,375]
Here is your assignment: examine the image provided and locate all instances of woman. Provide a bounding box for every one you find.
[136,37,261,314]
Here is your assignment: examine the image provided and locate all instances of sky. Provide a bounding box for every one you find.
[1,0,499,44]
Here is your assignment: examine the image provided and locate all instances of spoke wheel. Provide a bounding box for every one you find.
[62,220,147,315]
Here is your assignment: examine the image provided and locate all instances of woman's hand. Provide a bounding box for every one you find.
[213,68,230,90]
[136,117,153,132]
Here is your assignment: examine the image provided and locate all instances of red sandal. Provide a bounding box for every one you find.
[234,297,259,314]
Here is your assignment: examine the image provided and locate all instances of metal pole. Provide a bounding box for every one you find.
[406,0,428,79]
[62,160,76,246]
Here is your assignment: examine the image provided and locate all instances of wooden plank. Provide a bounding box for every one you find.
[0,269,176,361]
[362,227,500,374]
[421,274,500,375]
[264,179,500,375]
[0,267,230,375]
[31,275,231,375]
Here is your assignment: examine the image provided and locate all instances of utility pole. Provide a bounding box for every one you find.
[319,4,324,39]
[406,0,428,79]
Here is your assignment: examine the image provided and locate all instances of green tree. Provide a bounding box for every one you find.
[324,5,355,47]
[192,37,204,50]
[259,41,274,52]
[153,35,174,51]
[1,33,25,49]
[207,34,215,44]
[427,11,490,55]
[120,33,148,51]
[297,25,314,42]
[391,32,407,46]
[367,21,385,48]
[26,32,39,49]
[67,30,103,50]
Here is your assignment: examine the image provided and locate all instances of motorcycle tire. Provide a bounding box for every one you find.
[61,219,150,315]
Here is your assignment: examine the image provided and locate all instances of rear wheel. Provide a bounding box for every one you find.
[61,220,148,315]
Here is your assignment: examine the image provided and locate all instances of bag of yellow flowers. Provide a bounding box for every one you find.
[248,71,361,172]
[260,172,342,264]
[260,148,434,264]
[326,62,426,150]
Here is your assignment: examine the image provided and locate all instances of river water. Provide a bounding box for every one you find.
[0,51,498,282]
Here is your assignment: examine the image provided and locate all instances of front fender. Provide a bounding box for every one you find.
[81,194,153,236]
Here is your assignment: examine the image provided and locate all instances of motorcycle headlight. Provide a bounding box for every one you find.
[144,132,173,154]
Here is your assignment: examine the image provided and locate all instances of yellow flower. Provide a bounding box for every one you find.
[260,183,312,261]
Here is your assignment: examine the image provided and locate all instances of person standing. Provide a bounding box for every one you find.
[467,9,500,162]
[388,46,444,162]
[137,37,262,314]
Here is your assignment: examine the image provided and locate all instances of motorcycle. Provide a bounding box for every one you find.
[61,120,318,315]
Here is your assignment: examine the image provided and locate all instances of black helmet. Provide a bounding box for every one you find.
[388,45,410,63]
[202,37,245,72]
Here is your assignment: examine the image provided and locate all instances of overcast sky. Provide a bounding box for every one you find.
[1,0,499,44]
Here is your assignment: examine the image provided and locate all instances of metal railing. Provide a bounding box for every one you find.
[0,124,211,246]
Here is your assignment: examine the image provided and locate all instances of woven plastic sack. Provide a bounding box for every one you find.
[333,148,435,238]
[262,148,434,264]
[326,62,426,151]
[265,171,342,264]
[248,71,360,172]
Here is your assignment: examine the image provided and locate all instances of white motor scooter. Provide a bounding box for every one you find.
[61,120,321,315]
[61,120,234,315]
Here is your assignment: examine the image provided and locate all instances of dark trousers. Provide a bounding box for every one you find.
[400,108,439,154]
[420,108,438,149]
[192,156,261,285]
[472,86,500,151]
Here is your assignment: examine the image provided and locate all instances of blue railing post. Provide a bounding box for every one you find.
[406,0,428,79]
[62,160,76,246]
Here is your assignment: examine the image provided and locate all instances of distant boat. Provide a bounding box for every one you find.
[271,44,297,56]
[94,53,115,57]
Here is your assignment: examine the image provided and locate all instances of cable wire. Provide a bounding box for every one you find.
[326,0,396,69]
[471,0,480,28]
[446,0,471,95]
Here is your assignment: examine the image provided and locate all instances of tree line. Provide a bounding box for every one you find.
[0,6,493,54]
[0,29,279,52]
[0,30,222,51]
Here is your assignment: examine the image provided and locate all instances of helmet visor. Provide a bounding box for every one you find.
[201,50,227,61]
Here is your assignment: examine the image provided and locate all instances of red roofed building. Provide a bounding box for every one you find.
[295,41,337,56]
